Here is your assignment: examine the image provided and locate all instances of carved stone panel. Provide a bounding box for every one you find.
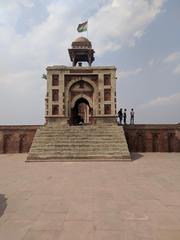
[52,105,59,115]
[104,89,111,101]
[104,74,111,85]
[52,74,59,86]
[104,104,111,115]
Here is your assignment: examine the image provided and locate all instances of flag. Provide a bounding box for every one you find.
[77,21,88,32]
[41,74,47,79]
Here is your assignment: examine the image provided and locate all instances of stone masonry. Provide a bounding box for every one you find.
[0,125,179,154]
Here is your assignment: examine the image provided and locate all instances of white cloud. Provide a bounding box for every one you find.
[148,58,162,67]
[0,0,34,8]
[139,93,180,108]
[89,0,165,54]
[173,64,180,75]
[0,70,46,125]
[136,92,180,123]
[163,51,180,76]
[17,0,34,8]
[149,59,155,66]
[163,51,180,63]
[0,0,166,124]
[0,0,166,72]
[134,30,144,39]
[119,68,143,79]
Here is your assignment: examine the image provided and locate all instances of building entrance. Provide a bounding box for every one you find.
[71,98,92,125]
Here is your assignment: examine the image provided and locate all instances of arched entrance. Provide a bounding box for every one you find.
[71,97,92,125]
[66,79,97,118]
[68,80,94,125]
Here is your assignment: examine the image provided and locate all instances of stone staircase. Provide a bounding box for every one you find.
[27,123,131,162]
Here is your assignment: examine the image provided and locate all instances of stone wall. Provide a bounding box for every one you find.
[0,124,179,154]
[0,126,39,154]
[124,124,180,152]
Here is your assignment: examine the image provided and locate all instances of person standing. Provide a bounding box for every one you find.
[123,109,127,125]
[130,108,135,124]
[118,108,123,125]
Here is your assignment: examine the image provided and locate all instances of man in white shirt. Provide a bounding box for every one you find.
[130,108,135,124]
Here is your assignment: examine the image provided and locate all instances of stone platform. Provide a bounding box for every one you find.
[0,153,180,239]
[27,123,131,162]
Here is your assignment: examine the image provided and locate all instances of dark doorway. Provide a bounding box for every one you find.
[71,98,91,125]
[3,135,11,153]
[136,134,145,152]
[19,134,28,153]
[168,133,175,152]
[152,134,159,152]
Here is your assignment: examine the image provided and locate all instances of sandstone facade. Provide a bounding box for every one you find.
[45,66,117,125]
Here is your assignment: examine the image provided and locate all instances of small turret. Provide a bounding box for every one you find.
[68,36,95,67]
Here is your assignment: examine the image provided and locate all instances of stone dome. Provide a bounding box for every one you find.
[74,36,90,43]
[72,36,92,48]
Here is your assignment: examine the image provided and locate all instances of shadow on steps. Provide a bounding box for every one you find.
[0,194,7,218]
[131,152,144,161]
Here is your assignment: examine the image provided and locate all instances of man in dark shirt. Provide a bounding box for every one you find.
[123,109,127,125]
[118,108,123,125]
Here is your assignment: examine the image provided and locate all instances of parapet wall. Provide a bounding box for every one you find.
[124,124,180,152]
[0,124,179,154]
[0,126,39,154]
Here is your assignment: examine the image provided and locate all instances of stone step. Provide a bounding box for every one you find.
[27,123,131,162]
[45,124,119,128]
[30,145,128,151]
[27,154,131,161]
[34,134,124,138]
[40,129,124,133]
[32,142,126,146]
[39,131,124,135]
[27,158,131,162]
[36,127,122,131]
[32,138,126,145]
[35,134,124,138]
[37,137,123,140]
[40,125,122,131]
[30,149,126,154]
[31,143,127,147]
[32,138,125,142]
[29,144,128,150]
[30,152,126,157]
[31,144,127,149]
[40,127,123,132]
[36,138,123,142]
[29,148,129,153]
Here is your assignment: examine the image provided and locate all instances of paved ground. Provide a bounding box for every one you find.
[0,153,180,240]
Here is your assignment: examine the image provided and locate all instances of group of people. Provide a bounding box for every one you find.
[117,108,135,125]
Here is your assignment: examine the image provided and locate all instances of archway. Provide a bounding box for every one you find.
[71,97,92,125]
[66,78,97,117]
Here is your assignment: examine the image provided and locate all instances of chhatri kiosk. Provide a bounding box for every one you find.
[27,37,130,161]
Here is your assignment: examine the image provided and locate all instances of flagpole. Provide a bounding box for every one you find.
[87,20,88,39]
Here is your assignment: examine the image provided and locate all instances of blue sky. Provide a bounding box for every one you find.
[0,0,179,124]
